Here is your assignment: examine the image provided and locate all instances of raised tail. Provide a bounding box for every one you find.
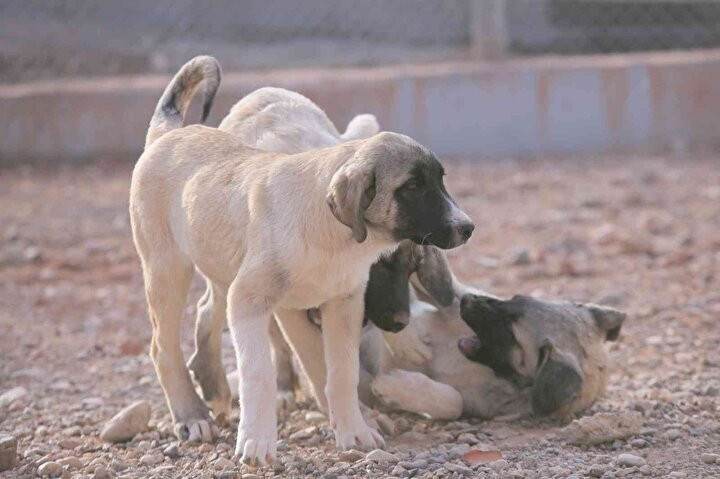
[145,55,222,148]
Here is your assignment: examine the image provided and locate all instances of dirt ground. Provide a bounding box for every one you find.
[1,155,719,478]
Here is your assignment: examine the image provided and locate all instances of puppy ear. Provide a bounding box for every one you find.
[414,246,455,307]
[327,156,376,242]
[588,305,626,341]
[531,340,583,416]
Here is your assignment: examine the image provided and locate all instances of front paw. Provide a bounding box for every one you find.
[174,419,219,443]
[235,424,277,466]
[332,410,385,450]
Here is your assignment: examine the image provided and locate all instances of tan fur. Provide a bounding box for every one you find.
[131,58,456,464]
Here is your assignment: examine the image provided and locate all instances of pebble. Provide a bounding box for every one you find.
[214,457,236,470]
[398,459,428,469]
[701,453,719,464]
[365,449,398,463]
[338,449,364,463]
[37,461,63,477]
[443,462,473,475]
[561,412,643,446]
[140,452,164,466]
[57,456,82,470]
[391,465,406,476]
[163,443,180,458]
[110,458,128,471]
[93,466,111,479]
[617,453,646,467]
[242,474,261,479]
[100,400,151,442]
[630,438,647,448]
[668,472,687,478]
[664,428,682,441]
[305,411,327,424]
[589,464,608,477]
[0,387,28,408]
[289,426,316,441]
[0,434,18,471]
[58,438,80,449]
[457,433,479,444]
[490,459,509,471]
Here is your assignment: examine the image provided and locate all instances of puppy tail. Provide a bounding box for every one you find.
[145,55,222,148]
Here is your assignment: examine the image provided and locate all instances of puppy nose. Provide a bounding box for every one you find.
[460,294,472,311]
[456,222,475,242]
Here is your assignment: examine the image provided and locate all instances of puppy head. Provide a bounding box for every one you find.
[364,241,455,332]
[458,293,626,418]
[327,132,474,249]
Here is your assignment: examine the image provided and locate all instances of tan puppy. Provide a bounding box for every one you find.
[130,56,473,464]
[188,86,381,419]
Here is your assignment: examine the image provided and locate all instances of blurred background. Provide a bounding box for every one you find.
[3,0,720,83]
[3,0,720,163]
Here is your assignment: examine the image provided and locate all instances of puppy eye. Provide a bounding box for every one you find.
[403,178,422,191]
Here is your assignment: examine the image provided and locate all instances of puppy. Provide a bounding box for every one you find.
[130,56,473,464]
[187,86,381,417]
[360,244,626,420]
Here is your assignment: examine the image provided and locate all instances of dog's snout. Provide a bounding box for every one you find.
[456,222,474,242]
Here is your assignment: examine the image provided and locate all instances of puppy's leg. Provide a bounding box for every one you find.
[322,289,384,450]
[227,262,285,465]
[371,369,463,420]
[269,317,297,413]
[187,278,232,423]
[145,253,216,442]
[274,308,329,412]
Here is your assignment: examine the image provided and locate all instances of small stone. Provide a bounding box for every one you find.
[0,387,27,408]
[447,444,470,459]
[630,438,647,448]
[198,443,213,453]
[88,458,108,471]
[588,464,608,477]
[0,434,18,471]
[110,458,128,471]
[140,452,164,466]
[214,457,236,470]
[100,400,151,443]
[82,397,104,409]
[57,457,82,470]
[638,464,652,476]
[338,450,365,463]
[668,472,687,478]
[490,459,509,471]
[242,474,261,479]
[443,462,473,475]
[163,443,180,458]
[399,459,428,469]
[560,412,644,446]
[93,466,111,479]
[701,453,720,464]
[664,429,682,441]
[391,465,406,476]
[617,453,646,467]
[365,449,398,463]
[37,461,63,477]
[304,411,327,424]
[58,438,80,449]
[457,433,478,445]
[289,426,316,441]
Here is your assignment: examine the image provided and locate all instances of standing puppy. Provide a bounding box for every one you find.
[130,56,474,464]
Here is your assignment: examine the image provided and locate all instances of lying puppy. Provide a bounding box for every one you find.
[360,244,626,420]
[130,56,473,464]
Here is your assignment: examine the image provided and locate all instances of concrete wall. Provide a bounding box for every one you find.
[2,49,720,164]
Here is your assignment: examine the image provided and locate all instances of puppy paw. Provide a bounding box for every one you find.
[383,328,433,366]
[332,409,385,450]
[235,424,277,466]
[174,419,219,443]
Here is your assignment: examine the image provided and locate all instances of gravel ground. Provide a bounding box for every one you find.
[1,156,719,478]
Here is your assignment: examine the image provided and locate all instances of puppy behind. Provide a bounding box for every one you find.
[130,56,473,465]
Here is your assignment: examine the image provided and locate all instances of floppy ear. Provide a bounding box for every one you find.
[327,154,376,243]
[531,339,583,416]
[414,246,455,308]
[588,305,626,341]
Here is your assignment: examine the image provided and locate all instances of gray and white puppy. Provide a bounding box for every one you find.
[362,242,626,420]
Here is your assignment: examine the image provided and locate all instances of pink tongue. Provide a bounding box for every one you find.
[458,336,481,355]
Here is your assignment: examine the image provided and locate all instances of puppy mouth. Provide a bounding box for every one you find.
[457,336,482,358]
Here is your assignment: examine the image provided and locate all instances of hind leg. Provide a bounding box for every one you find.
[270,318,297,413]
[188,277,232,423]
[145,254,217,442]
